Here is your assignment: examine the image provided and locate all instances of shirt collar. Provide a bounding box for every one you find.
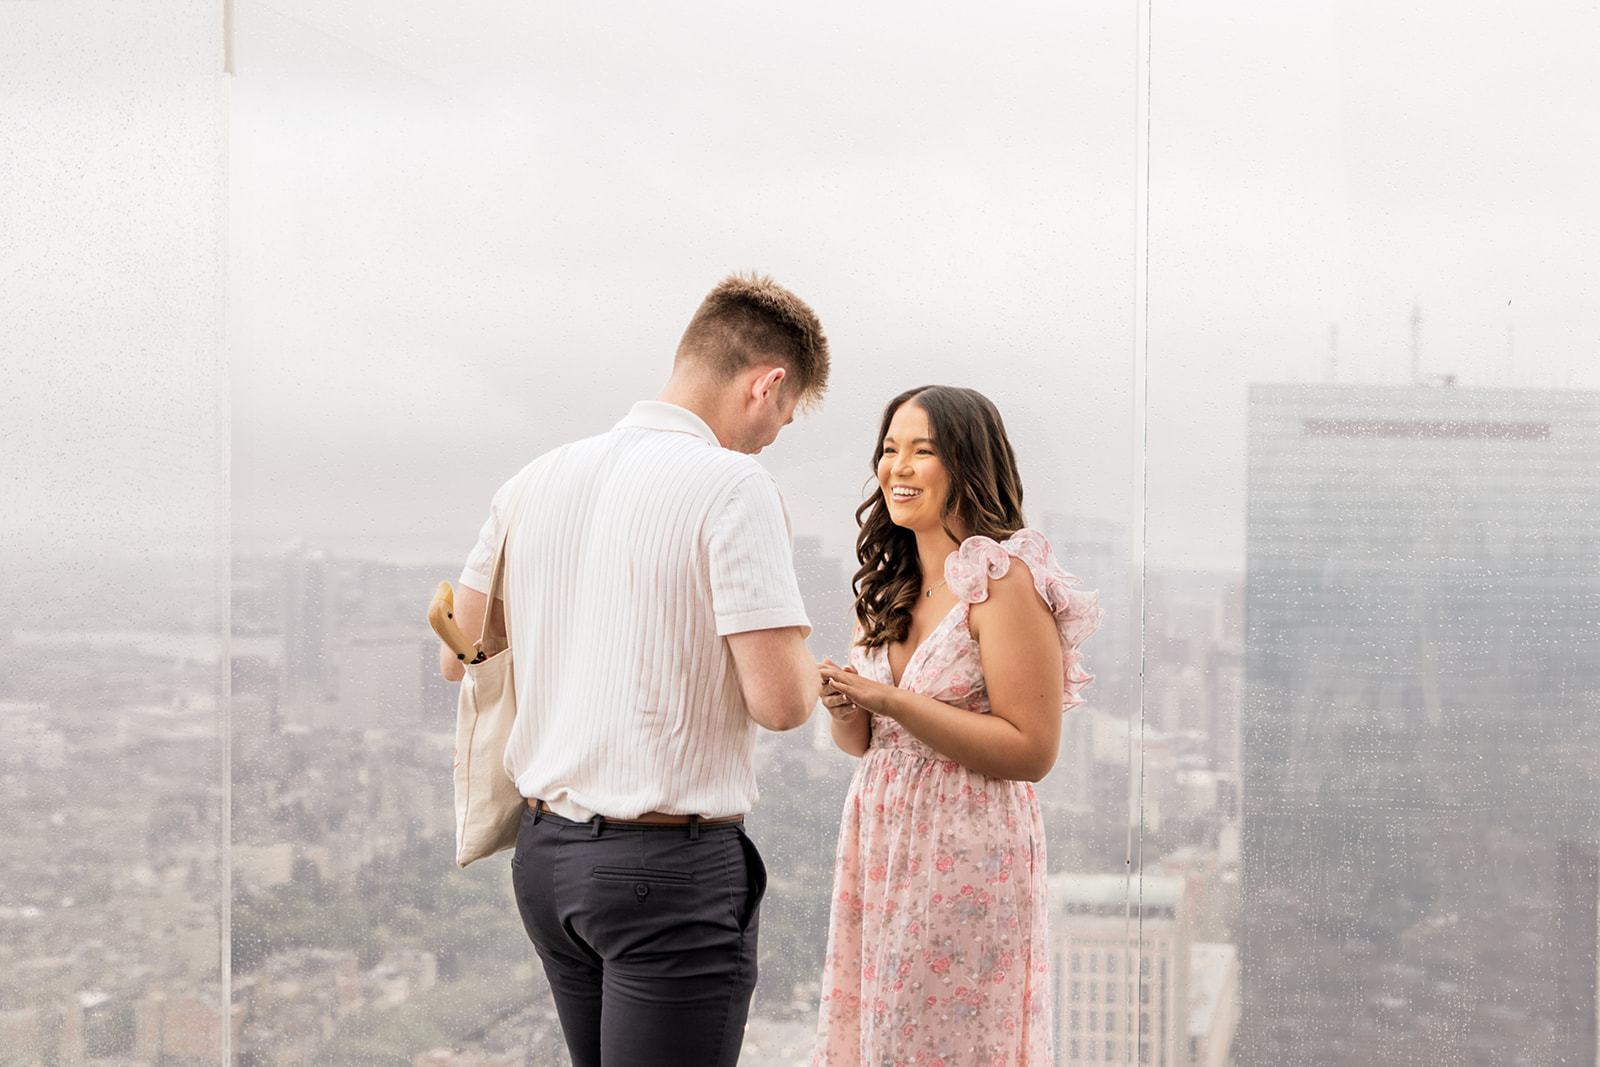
[615,401,722,448]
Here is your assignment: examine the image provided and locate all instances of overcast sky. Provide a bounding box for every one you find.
[6,1,1598,574]
[2,1,225,565]
[228,0,1600,572]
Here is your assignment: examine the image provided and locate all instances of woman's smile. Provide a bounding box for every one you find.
[877,402,949,531]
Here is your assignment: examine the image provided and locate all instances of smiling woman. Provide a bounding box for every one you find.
[815,385,1101,1064]
[852,386,1030,651]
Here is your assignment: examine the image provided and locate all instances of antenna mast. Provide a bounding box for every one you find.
[1409,302,1422,384]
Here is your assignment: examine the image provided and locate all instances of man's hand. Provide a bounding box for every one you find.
[439,584,493,683]
[725,626,818,731]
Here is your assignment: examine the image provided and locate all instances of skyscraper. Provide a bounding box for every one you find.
[281,546,330,708]
[1240,383,1600,1065]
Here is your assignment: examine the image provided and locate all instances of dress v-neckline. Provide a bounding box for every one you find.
[885,600,969,688]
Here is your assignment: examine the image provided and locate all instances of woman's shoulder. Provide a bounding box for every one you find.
[944,528,1054,603]
[948,529,1100,630]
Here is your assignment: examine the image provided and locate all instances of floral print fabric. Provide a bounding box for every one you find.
[814,530,1101,1067]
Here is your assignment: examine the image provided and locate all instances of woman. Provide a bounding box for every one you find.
[813,385,1099,1067]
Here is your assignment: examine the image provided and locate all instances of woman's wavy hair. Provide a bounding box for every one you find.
[852,386,1027,648]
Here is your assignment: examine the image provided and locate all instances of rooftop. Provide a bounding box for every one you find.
[1050,873,1185,911]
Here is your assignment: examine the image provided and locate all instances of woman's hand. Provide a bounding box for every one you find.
[818,659,862,721]
[820,658,873,758]
[820,661,902,719]
[819,561,1065,781]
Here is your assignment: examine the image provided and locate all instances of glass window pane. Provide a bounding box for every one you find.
[231,4,1137,1064]
[0,4,229,1064]
[1146,3,1600,1066]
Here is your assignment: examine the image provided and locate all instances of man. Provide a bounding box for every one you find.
[439,272,828,1067]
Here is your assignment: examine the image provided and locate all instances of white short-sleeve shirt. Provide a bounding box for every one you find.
[459,401,811,821]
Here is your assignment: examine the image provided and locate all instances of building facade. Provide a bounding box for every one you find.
[1051,874,1192,1067]
[1241,383,1600,1065]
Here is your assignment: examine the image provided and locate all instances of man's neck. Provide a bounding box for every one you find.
[657,379,733,450]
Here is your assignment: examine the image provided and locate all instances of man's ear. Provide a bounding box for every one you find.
[752,365,787,402]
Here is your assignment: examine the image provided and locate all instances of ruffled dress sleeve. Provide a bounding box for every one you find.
[943,528,1103,711]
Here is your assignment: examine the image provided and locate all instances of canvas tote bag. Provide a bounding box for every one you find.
[453,463,541,868]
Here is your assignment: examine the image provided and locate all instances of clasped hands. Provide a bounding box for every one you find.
[818,658,899,721]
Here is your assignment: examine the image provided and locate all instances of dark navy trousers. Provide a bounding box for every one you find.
[510,805,767,1067]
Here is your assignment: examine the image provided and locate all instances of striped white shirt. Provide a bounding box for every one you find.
[459,401,811,822]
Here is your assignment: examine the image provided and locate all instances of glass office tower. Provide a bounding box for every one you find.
[1242,383,1600,1066]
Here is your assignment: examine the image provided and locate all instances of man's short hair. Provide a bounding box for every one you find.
[676,272,830,409]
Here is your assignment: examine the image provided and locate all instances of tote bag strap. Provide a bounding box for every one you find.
[477,458,546,649]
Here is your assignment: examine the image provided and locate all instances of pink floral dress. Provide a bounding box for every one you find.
[813,530,1100,1067]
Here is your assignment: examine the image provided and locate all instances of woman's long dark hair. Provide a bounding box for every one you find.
[852,386,1027,648]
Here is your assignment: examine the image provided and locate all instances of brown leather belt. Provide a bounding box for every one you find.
[529,798,743,827]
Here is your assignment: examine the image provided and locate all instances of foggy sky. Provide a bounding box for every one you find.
[6,1,1598,574]
[2,1,226,564]
[228,0,1600,571]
